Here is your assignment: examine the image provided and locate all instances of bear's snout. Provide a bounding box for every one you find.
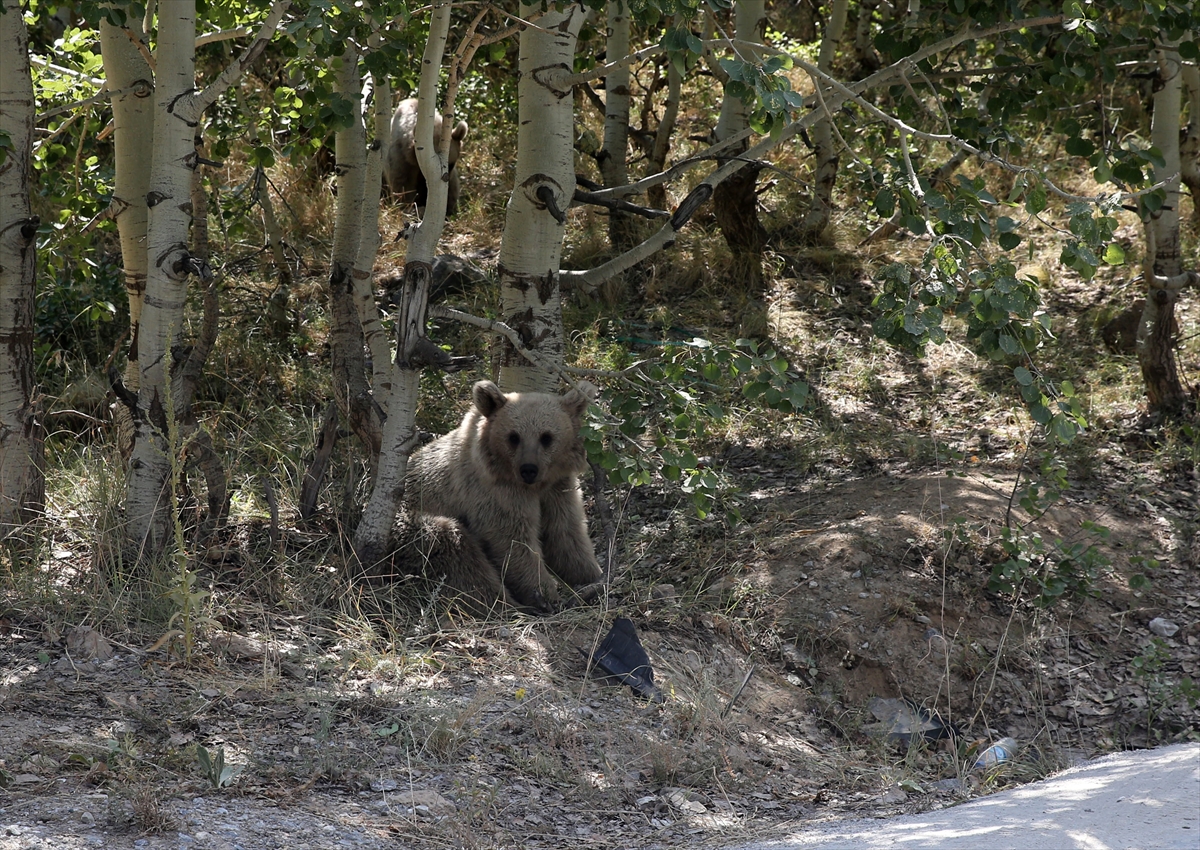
[519,464,539,484]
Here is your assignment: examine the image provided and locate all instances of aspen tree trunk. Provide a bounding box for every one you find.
[1138,40,1189,414]
[0,0,44,532]
[599,1,634,250]
[1180,62,1200,219]
[353,2,455,566]
[354,67,393,396]
[646,60,681,212]
[712,1,767,290]
[496,2,585,393]
[99,13,154,437]
[124,3,200,555]
[325,46,382,464]
[124,0,290,556]
[798,0,849,240]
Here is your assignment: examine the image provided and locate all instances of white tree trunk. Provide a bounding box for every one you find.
[1138,40,1187,413]
[0,0,44,532]
[99,15,154,405]
[354,67,392,396]
[496,2,585,393]
[599,2,632,249]
[325,46,382,463]
[712,1,767,288]
[124,2,200,554]
[714,3,764,143]
[799,0,848,239]
[1180,61,1200,215]
[353,1,454,565]
[124,0,290,554]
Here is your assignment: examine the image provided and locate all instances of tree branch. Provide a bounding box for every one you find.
[563,15,1069,294]
[194,1,291,114]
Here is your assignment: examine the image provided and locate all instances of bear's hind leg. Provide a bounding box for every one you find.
[391,513,513,612]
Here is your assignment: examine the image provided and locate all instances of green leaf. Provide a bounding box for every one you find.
[1102,242,1126,264]
[1065,136,1094,157]
[1025,184,1047,215]
[1014,366,1034,386]
[874,188,895,218]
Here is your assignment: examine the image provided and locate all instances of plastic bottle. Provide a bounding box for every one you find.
[974,737,1018,769]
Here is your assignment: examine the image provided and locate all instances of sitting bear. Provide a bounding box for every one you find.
[384,97,469,216]
[394,380,602,611]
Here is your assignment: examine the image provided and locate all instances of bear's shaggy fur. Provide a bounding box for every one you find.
[397,380,602,611]
[384,98,468,216]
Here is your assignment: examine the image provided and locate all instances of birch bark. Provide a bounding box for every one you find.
[0,0,44,532]
[1137,40,1188,414]
[496,2,585,393]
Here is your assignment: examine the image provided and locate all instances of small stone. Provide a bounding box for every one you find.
[650,583,677,601]
[1149,618,1179,637]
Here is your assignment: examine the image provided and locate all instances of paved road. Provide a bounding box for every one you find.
[726,742,1200,850]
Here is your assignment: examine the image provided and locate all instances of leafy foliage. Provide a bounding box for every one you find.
[986,520,1111,609]
[585,338,809,520]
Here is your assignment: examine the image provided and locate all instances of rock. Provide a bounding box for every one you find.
[397,789,455,815]
[650,583,677,601]
[664,788,707,814]
[1149,617,1179,637]
[66,625,114,662]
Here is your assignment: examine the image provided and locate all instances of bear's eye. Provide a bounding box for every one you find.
[507,432,520,448]
[540,432,553,448]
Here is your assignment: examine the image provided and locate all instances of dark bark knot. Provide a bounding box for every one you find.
[671,183,713,229]
[172,252,213,282]
[0,216,40,242]
[531,63,574,99]
[535,185,568,224]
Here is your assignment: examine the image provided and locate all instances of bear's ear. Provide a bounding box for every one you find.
[561,381,597,417]
[473,381,507,417]
[452,120,468,142]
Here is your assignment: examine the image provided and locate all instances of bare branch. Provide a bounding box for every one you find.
[195,27,252,48]
[28,55,105,86]
[429,305,584,391]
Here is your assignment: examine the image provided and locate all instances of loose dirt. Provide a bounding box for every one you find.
[2,461,1197,849]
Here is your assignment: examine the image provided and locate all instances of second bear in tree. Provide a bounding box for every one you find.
[384,97,469,216]
[400,380,602,611]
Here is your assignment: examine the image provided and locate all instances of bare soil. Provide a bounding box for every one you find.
[1,459,1197,849]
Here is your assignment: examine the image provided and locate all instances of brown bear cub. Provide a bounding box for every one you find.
[396,380,602,611]
[384,97,468,216]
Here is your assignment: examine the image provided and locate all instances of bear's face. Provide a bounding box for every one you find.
[473,381,594,490]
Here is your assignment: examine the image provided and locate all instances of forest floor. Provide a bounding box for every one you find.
[3,239,1199,848]
[0,461,1197,850]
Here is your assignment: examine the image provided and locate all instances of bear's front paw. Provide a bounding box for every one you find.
[532,583,562,614]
